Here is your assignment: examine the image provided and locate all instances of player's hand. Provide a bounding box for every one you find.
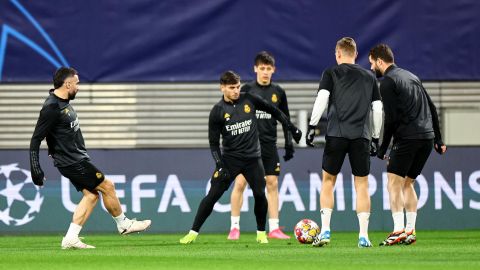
[290,127,302,144]
[283,144,295,161]
[370,138,379,156]
[376,146,388,160]
[31,169,45,186]
[306,125,316,147]
[434,140,447,155]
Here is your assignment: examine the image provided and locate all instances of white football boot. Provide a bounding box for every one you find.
[61,237,95,249]
[118,219,152,235]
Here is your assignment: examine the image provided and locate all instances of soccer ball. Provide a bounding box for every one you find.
[294,219,320,244]
[0,163,44,226]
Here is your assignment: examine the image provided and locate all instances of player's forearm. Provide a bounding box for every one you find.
[372,100,383,139]
[209,144,223,166]
[282,125,293,146]
[379,121,394,154]
[29,136,43,175]
[309,89,329,126]
[426,94,443,143]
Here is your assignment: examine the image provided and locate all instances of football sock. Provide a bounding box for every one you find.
[231,216,240,230]
[357,212,370,239]
[320,208,333,233]
[113,213,130,228]
[405,212,417,232]
[65,222,82,239]
[269,218,279,232]
[392,212,404,232]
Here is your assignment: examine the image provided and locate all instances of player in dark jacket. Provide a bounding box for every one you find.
[180,71,302,244]
[228,52,294,240]
[306,38,383,248]
[369,44,446,246]
[30,67,151,249]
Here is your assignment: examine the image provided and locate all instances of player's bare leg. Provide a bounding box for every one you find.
[380,173,407,246]
[354,176,372,247]
[95,179,151,235]
[266,175,289,239]
[402,177,417,244]
[313,170,336,247]
[61,189,98,249]
[228,174,247,240]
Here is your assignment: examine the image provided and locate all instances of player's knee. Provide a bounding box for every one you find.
[84,191,99,203]
[266,179,278,191]
[233,181,247,193]
[101,179,116,194]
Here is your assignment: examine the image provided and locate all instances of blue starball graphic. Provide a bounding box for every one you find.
[0,0,69,80]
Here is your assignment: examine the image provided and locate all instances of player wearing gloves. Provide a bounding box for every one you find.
[228,51,295,240]
[30,67,151,249]
[306,37,382,248]
[369,44,446,246]
[180,70,302,245]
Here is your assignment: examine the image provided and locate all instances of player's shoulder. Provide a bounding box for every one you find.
[43,93,61,110]
[323,65,337,73]
[210,101,226,119]
[271,82,285,93]
[213,98,225,109]
[241,81,255,92]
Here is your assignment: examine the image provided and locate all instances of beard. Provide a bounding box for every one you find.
[373,67,383,78]
[68,91,77,100]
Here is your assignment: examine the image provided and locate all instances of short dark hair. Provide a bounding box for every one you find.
[369,44,394,63]
[53,67,78,89]
[254,51,275,66]
[220,70,240,85]
[336,37,357,57]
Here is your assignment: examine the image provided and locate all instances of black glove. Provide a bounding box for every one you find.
[306,125,316,147]
[370,138,379,157]
[31,168,45,186]
[283,144,295,161]
[289,126,302,144]
[434,140,446,155]
[376,144,388,160]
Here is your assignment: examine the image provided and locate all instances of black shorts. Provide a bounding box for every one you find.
[322,136,370,176]
[58,159,105,192]
[387,139,433,179]
[260,143,280,176]
[212,156,266,196]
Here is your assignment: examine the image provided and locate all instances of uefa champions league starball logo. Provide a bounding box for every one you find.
[0,163,44,226]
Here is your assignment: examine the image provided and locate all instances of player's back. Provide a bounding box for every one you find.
[325,64,377,139]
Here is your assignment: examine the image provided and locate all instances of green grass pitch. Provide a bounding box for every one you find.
[1,231,479,270]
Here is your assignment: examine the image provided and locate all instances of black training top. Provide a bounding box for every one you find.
[379,65,442,151]
[319,63,381,139]
[241,81,292,146]
[30,90,89,173]
[208,92,292,164]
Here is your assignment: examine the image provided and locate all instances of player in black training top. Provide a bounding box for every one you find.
[228,51,293,240]
[179,71,302,244]
[29,67,151,249]
[369,44,446,246]
[306,37,383,248]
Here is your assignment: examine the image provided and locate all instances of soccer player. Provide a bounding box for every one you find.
[306,37,383,248]
[179,71,302,244]
[369,44,447,246]
[30,67,151,249]
[228,51,294,240]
